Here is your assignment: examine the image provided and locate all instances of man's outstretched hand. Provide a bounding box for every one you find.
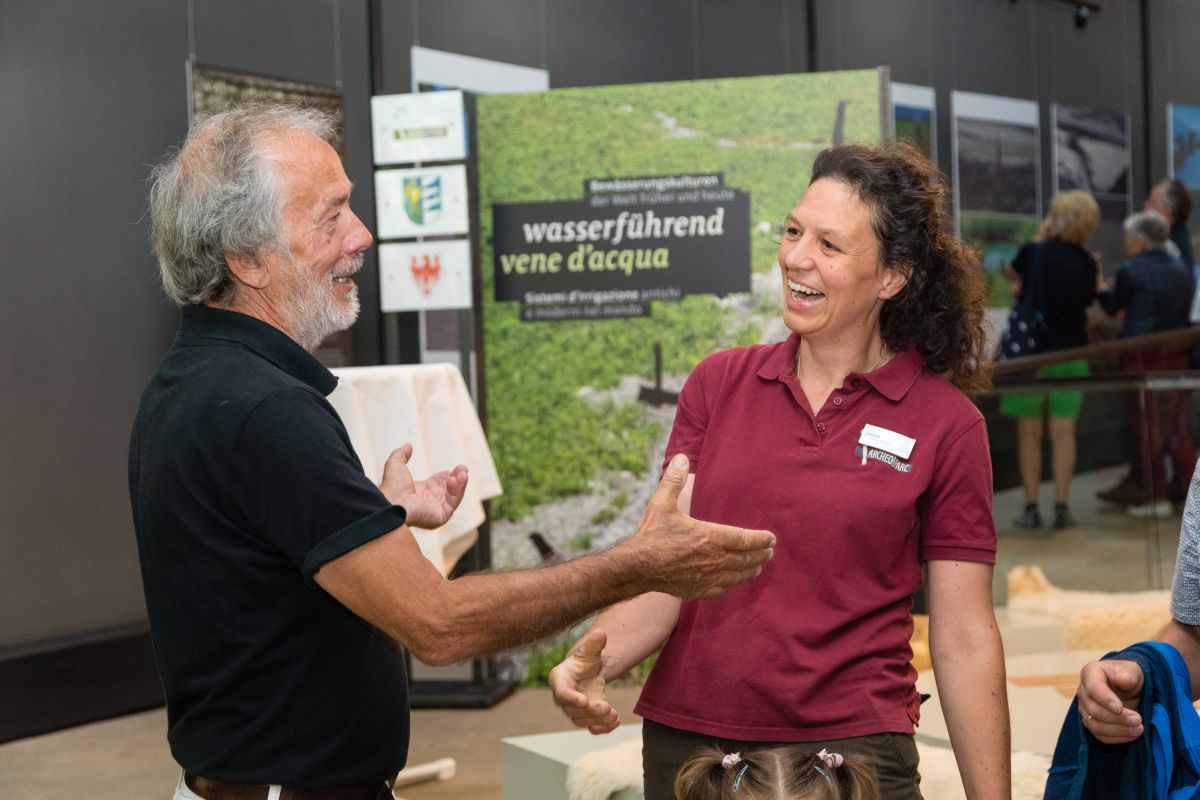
[378,444,469,529]
[626,453,775,600]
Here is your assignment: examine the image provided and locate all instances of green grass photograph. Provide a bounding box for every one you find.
[477,70,883,525]
[958,210,1040,308]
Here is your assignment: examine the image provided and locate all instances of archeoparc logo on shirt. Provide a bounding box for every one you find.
[853,445,913,473]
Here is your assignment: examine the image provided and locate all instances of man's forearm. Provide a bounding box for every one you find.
[1158,619,1200,699]
[318,457,772,667]
[401,543,657,665]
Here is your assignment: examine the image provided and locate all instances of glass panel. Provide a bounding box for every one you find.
[988,341,1199,610]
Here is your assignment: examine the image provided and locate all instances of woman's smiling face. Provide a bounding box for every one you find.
[777,178,905,342]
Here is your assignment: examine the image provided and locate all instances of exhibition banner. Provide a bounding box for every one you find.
[492,172,750,320]
[475,70,885,554]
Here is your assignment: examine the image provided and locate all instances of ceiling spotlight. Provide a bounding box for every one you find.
[1074,4,1090,27]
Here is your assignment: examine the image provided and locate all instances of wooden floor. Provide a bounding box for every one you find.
[0,686,644,800]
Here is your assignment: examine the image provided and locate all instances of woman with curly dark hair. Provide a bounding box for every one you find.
[550,143,1009,800]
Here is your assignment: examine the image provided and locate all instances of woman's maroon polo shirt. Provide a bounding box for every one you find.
[635,334,996,741]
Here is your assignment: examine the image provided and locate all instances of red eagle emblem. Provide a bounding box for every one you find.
[410,254,441,296]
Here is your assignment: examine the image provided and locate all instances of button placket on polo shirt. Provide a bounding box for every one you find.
[814,395,838,438]
[814,376,869,440]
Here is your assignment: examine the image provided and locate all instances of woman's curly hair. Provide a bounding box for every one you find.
[810,142,992,393]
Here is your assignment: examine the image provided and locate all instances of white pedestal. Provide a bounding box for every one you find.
[916,649,1105,754]
[995,606,1069,655]
[501,725,643,800]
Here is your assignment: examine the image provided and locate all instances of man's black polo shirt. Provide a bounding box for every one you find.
[129,305,410,787]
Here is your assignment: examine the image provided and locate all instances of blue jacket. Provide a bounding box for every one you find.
[1097,250,1194,339]
[1044,642,1200,799]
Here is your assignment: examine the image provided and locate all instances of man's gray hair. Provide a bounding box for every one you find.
[1124,209,1170,250]
[148,104,337,306]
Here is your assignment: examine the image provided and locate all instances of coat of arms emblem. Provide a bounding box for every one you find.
[410,254,441,296]
[403,175,443,225]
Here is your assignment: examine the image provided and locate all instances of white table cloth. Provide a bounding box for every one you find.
[328,364,502,576]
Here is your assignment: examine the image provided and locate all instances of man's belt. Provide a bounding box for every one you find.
[184,772,393,800]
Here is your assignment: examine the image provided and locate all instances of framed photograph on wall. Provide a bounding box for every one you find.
[190,64,344,151]
[1169,103,1200,190]
[952,91,1041,307]
[893,83,937,164]
[1053,103,1131,274]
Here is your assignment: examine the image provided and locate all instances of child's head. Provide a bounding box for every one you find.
[673,745,880,800]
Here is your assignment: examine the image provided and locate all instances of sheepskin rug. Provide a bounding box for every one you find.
[1007,564,1171,650]
[566,735,642,800]
[915,742,1050,800]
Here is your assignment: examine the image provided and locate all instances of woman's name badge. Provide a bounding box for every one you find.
[858,424,916,465]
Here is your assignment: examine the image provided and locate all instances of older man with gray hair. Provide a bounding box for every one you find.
[130,104,775,800]
[1096,208,1196,519]
[1099,209,1193,340]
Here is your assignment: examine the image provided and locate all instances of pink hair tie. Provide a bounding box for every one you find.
[721,752,742,769]
[817,748,844,768]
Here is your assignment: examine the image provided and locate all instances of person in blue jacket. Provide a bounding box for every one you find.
[1055,466,1200,797]
[1075,464,1200,743]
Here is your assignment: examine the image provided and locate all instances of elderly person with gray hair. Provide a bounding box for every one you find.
[1097,208,1196,518]
[131,103,775,800]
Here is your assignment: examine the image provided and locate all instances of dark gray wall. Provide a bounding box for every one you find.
[1148,0,1200,200]
[0,0,376,658]
[813,0,1148,212]
[1,0,189,653]
[376,0,811,93]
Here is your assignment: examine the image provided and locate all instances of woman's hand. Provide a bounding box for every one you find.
[549,629,621,734]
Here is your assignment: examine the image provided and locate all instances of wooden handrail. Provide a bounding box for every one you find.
[984,371,1200,397]
[991,326,1200,376]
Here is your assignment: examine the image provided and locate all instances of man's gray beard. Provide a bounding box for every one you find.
[280,252,363,352]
